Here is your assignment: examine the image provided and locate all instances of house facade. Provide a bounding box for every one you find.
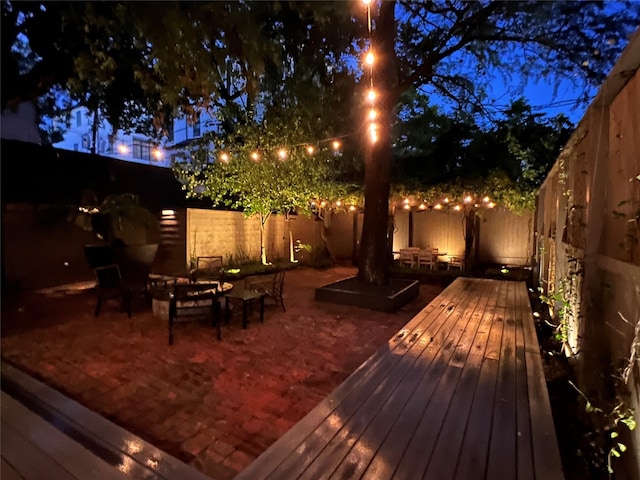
[53,106,218,167]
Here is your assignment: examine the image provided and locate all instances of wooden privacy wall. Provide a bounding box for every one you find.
[536,40,640,478]
[394,207,534,265]
[411,209,466,256]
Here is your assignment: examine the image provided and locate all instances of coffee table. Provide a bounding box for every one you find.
[224,288,266,329]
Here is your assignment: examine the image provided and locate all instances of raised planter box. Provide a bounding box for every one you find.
[315,277,419,313]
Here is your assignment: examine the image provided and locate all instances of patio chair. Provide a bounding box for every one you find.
[190,255,224,283]
[93,264,130,317]
[417,249,436,270]
[399,248,418,268]
[448,255,464,272]
[245,269,286,311]
[168,282,222,345]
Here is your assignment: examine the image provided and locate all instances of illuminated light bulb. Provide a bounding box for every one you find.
[250,151,260,162]
[403,204,411,210]
[336,200,342,207]
[311,201,316,206]
[349,205,356,212]
[362,0,371,4]
[320,201,327,207]
[369,123,377,132]
[332,140,341,150]
[488,202,496,208]
[403,198,409,204]
[443,197,450,203]
[219,152,230,163]
[483,196,490,203]
[306,145,315,155]
[369,109,377,121]
[365,52,375,65]
[367,89,376,102]
[475,204,479,208]
[419,204,426,210]
[464,195,473,203]
[453,205,462,211]
[434,204,442,210]
[117,144,129,155]
[277,148,287,160]
[152,148,164,160]
[370,131,378,143]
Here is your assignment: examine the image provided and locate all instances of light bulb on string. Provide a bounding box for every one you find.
[277,148,288,160]
[365,51,375,66]
[250,151,260,162]
[367,89,376,102]
[219,152,230,163]
[369,109,377,121]
[332,140,341,151]
[306,145,315,155]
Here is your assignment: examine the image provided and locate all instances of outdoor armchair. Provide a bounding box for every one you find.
[189,255,224,283]
[245,269,286,311]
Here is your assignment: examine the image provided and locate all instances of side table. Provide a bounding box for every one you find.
[225,289,266,329]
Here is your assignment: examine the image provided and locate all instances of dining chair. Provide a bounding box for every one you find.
[448,255,464,271]
[399,248,416,268]
[417,250,435,270]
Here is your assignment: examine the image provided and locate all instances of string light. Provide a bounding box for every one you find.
[483,196,490,203]
[332,140,341,151]
[453,205,462,211]
[277,148,288,160]
[464,195,473,203]
[117,144,129,155]
[369,109,377,121]
[152,148,164,161]
[367,89,376,102]
[349,205,356,212]
[306,145,315,155]
[219,152,230,163]
[250,151,260,162]
[434,204,443,210]
[365,51,375,66]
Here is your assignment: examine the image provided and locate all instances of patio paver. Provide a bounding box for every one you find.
[0,266,443,479]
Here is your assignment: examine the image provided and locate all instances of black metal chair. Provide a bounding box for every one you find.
[245,269,286,311]
[189,255,224,283]
[93,264,129,317]
[168,282,222,345]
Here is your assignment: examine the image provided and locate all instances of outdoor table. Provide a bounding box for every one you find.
[224,288,266,329]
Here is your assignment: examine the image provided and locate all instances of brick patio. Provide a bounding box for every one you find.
[1,266,443,479]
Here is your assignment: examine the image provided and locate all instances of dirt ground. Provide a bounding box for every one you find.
[1,265,443,479]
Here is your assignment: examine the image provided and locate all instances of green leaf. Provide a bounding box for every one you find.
[611,431,618,438]
[618,443,627,452]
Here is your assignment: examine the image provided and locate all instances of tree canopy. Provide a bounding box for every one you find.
[3,1,638,282]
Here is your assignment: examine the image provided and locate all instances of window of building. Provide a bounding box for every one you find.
[132,138,152,160]
[76,111,82,127]
[167,119,174,143]
[193,119,201,137]
[73,143,79,151]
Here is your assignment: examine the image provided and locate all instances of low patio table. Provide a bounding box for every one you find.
[224,288,266,329]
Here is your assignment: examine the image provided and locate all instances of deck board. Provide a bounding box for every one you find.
[236,278,564,480]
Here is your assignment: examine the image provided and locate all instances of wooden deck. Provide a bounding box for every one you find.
[0,362,211,480]
[236,277,564,480]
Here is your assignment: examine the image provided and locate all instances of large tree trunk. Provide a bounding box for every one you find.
[357,1,398,286]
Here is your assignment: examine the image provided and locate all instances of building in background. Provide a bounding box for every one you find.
[53,106,218,168]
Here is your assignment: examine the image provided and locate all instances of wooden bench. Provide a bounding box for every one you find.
[236,277,564,480]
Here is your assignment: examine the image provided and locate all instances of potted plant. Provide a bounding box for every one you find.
[77,193,161,275]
